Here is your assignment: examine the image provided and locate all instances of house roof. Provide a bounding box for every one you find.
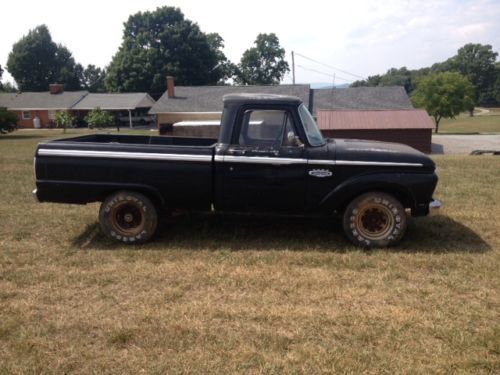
[311,86,413,115]
[149,85,311,114]
[5,91,88,110]
[72,93,156,110]
[0,93,17,108]
[317,109,435,130]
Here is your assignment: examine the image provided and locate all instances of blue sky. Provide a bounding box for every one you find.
[1,0,499,86]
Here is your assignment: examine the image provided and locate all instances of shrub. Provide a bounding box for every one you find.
[0,107,18,134]
[55,111,74,133]
[85,107,114,129]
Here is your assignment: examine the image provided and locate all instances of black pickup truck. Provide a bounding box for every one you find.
[34,94,439,247]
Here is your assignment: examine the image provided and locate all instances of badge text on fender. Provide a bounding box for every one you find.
[308,169,333,178]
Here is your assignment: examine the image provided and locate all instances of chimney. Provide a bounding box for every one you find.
[49,83,64,95]
[166,76,175,98]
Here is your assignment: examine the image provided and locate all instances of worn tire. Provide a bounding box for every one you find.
[343,192,407,248]
[99,191,158,244]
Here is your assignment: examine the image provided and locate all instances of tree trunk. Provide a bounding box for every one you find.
[434,116,441,134]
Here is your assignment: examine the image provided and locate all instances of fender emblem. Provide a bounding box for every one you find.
[308,169,333,178]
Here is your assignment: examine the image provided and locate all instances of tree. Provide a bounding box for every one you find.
[352,74,382,88]
[234,33,289,85]
[411,72,474,133]
[54,111,74,133]
[0,108,18,134]
[6,25,82,91]
[105,7,228,94]
[84,107,115,129]
[0,82,17,93]
[451,43,498,105]
[206,33,236,84]
[82,65,106,92]
[494,63,500,103]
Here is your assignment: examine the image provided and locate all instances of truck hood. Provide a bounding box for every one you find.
[331,138,435,169]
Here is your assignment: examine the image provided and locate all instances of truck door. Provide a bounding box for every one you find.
[215,107,307,213]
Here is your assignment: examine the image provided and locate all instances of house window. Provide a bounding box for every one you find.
[22,111,31,120]
[48,110,57,120]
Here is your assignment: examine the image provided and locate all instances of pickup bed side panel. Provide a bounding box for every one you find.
[35,142,214,210]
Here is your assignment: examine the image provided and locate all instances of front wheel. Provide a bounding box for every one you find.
[99,191,158,244]
[343,192,407,248]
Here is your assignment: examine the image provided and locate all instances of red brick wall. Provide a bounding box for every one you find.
[15,110,52,129]
[14,110,77,129]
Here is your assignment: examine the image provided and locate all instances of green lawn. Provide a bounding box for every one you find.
[439,108,500,133]
[1,130,499,373]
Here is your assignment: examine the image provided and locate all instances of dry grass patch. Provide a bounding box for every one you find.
[0,130,499,373]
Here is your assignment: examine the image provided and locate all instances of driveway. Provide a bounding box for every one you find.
[431,134,500,154]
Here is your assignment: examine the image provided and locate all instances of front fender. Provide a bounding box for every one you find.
[319,173,418,213]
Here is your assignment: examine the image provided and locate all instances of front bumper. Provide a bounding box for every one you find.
[32,188,39,202]
[429,198,442,215]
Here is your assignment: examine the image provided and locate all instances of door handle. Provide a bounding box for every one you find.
[227,149,246,156]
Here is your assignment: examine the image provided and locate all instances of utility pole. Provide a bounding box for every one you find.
[291,51,295,84]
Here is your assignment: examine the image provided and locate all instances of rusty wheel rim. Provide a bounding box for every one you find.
[356,204,394,240]
[109,202,145,236]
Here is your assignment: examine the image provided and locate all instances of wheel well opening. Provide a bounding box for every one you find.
[338,188,413,214]
[99,189,163,210]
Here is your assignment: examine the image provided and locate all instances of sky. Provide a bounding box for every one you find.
[1,0,499,86]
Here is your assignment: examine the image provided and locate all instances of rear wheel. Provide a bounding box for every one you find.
[99,191,158,244]
[343,192,407,248]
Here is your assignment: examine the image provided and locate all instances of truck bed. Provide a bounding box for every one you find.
[52,133,217,147]
[35,134,217,210]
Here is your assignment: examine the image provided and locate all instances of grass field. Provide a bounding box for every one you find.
[440,108,500,134]
[1,130,499,373]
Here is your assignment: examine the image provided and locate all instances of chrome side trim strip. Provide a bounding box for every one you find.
[218,157,421,167]
[38,149,213,162]
[39,149,424,167]
[336,160,424,167]
[307,159,336,165]
[221,155,307,165]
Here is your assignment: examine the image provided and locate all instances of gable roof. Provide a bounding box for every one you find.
[317,109,435,130]
[72,93,155,110]
[6,91,88,110]
[311,86,413,115]
[149,84,311,114]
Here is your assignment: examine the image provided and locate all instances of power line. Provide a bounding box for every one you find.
[296,65,354,83]
[294,52,366,80]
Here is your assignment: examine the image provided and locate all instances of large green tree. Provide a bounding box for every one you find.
[411,72,475,133]
[494,63,500,103]
[234,33,289,85]
[451,43,498,104]
[6,25,82,91]
[105,6,229,94]
[82,65,106,92]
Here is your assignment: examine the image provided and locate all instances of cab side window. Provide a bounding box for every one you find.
[238,109,293,147]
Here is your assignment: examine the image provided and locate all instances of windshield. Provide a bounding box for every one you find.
[298,104,325,146]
